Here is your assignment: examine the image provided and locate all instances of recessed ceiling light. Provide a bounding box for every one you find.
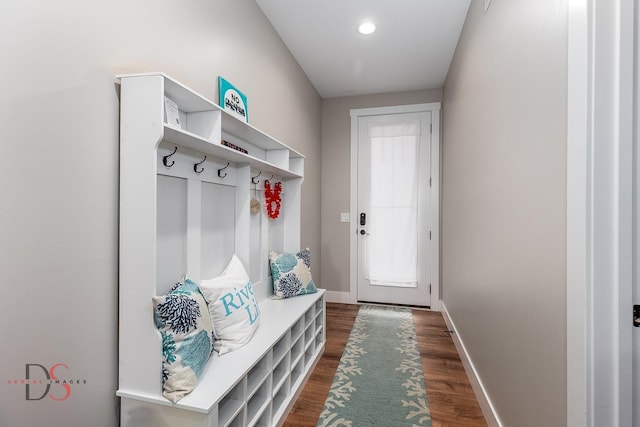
[358,22,376,35]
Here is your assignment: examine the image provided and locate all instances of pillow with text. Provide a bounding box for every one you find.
[199,255,260,355]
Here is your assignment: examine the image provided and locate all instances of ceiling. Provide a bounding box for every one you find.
[256,0,471,99]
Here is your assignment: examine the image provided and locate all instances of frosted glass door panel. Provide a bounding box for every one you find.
[367,126,419,287]
[201,182,235,279]
[157,175,187,294]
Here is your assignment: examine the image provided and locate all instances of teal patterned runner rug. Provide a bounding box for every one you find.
[317,305,432,427]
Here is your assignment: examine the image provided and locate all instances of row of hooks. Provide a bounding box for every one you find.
[251,171,278,185]
[163,146,280,182]
[163,146,230,178]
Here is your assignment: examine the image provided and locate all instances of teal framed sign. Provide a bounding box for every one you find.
[218,77,248,122]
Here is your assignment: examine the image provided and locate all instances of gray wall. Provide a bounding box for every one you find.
[320,89,442,295]
[0,1,321,426]
[441,1,567,426]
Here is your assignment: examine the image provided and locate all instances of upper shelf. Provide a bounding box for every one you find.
[116,72,304,178]
[162,125,302,179]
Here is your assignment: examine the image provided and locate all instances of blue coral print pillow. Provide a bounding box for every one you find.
[152,277,214,403]
[269,248,318,299]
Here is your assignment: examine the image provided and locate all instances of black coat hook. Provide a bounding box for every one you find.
[218,162,230,178]
[163,147,177,168]
[251,171,262,184]
[194,156,206,174]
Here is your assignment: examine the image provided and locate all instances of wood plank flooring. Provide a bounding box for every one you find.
[283,303,487,427]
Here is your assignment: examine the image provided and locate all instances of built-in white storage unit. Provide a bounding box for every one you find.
[117,73,325,426]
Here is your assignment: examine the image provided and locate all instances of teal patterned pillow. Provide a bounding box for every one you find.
[269,248,318,299]
[152,277,214,403]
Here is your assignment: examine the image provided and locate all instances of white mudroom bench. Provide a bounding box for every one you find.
[116,73,324,427]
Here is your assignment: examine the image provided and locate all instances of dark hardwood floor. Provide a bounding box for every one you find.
[284,302,487,427]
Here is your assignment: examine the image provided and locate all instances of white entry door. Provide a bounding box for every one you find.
[356,111,433,307]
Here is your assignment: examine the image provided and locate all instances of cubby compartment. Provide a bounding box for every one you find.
[272,355,289,394]
[289,157,304,177]
[218,380,245,427]
[291,317,305,341]
[252,411,271,427]
[315,311,324,335]
[291,335,304,367]
[163,78,220,142]
[247,355,271,397]
[247,380,270,426]
[226,412,245,427]
[290,356,304,390]
[304,323,315,346]
[304,307,315,327]
[272,387,289,423]
[273,332,290,365]
[304,340,315,369]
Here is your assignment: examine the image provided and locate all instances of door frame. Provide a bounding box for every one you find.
[566,0,635,425]
[349,103,441,311]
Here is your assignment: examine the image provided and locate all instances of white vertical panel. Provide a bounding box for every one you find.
[156,175,187,294]
[186,179,202,283]
[236,165,252,271]
[267,205,285,302]
[249,188,263,284]
[568,1,636,425]
[268,213,284,254]
[566,0,589,425]
[201,182,236,280]
[282,178,301,253]
[260,192,272,300]
[119,75,165,397]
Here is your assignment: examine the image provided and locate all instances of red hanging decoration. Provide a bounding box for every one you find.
[264,180,282,219]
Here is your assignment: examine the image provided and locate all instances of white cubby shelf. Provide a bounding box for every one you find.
[116,73,324,427]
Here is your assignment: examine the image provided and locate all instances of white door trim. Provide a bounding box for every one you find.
[566,1,589,424]
[349,103,441,311]
[566,0,636,425]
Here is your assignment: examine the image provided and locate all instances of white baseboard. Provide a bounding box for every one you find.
[324,291,354,304]
[440,301,502,427]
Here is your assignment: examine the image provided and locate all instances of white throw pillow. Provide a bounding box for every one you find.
[199,255,260,355]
